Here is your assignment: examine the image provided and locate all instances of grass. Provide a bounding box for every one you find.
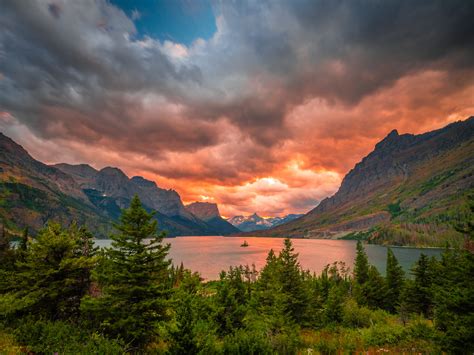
[0,330,23,354]
[300,317,440,354]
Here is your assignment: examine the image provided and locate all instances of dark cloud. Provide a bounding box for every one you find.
[0,0,473,216]
[47,3,62,19]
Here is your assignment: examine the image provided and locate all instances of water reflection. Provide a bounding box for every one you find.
[94,237,443,280]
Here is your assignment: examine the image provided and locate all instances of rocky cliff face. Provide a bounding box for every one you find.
[186,202,221,221]
[186,202,240,235]
[244,117,474,246]
[53,163,219,236]
[313,116,474,215]
[54,164,193,219]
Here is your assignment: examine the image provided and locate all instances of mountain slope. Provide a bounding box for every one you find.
[246,117,474,247]
[0,133,230,237]
[0,133,111,235]
[186,202,240,235]
[54,164,219,236]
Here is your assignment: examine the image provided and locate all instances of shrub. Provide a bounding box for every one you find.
[222,329,273,354]
[342,299,390,328]
[12,319,123,354]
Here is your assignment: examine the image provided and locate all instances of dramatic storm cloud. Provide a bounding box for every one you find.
[1,0,473,216]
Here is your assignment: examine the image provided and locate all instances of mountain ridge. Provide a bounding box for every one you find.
[239,117,474,246]
[0,135,234,237]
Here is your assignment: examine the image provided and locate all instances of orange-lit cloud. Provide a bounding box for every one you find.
[0,1,473,217]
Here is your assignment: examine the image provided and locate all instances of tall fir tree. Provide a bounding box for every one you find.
[254,249,289,331]
[385,248,404,313]
[214,266,248,335]
[278,238,309,324]
[81,196,172,348]
[353,240,369,285]
[401,253,435,318]
[363,265,386,309]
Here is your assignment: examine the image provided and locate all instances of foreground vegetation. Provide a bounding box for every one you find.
[0,196,473,354]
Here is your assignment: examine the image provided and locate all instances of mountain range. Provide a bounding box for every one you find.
[1,116,472,245]
[0,133,238,237]
[244,117,474,247]
[227,213,304,232]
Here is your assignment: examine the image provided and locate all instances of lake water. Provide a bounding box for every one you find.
[94,237,443,280]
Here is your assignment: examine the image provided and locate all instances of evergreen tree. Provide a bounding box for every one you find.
[278,238,309,324]
[214,266,248,335]
[0,224,15,271]
[0,223,96,319]
[323,285,345,324]
[385,248,404,313]
[254,249,289,331]
[0,224,16,295]
[353,240,369,285]
[363,265,386,309]
[169,270,204,354]
[433,249,474,353]
[401,253,434,318]
[81,196,172,348]
[256,249,279,306]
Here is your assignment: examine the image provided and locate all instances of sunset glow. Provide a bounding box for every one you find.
[1,1,473,217]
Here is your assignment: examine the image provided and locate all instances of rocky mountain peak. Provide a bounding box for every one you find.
[186,202,220,222]
[53,163,98,180]
[99,167,127,178]
[130,176,157,188]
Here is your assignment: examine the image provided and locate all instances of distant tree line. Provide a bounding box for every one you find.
[0,196,473,353]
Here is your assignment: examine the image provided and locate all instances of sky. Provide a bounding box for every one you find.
[0,0,473,218]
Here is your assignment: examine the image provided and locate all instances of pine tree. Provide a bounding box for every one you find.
[254,249,288,331]
[81,196,172,348]
[278,238,309,324]
[401,253,434,318]
[433,249,474,353]
[385,248,404,313]
[323,285,345,324]
[0,223,96,319]
[214,266,248,335]
[256,249,280,309]
[169,270,203,354]
[353,240,369,285]
[363,265,386,309]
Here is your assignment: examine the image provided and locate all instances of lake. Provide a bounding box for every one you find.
[94,237,443,280]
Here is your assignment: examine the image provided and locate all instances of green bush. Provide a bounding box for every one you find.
[360,322,405,347]
[222,329,273,354]
[12,319,123,354]
[342,299,390,328]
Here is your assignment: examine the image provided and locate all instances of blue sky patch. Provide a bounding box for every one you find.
[111,0,217,45]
